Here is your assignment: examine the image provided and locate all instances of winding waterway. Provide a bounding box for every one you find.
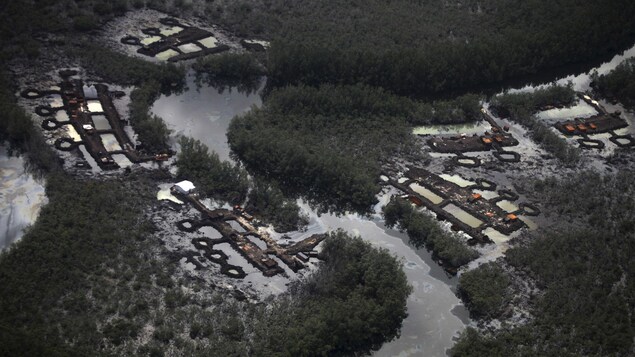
[152,76,468,356]
[146,43,635,356]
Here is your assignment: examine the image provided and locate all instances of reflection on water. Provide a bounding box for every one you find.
[151,71,264,161]
[458,158,477,165]
[271,199,468,357]
[160,26,183,37]
[199,226,223,239]
[156,49,179,61]
[67,125,82,142]
[473,189,498,200]
[178,43,202,53]
[440,174,475,187]
[443,204,483,228]
[111,154,132,168]
[413,121,486,136]
[496,200,519,212]
[0,146,48,251]
[87,100,103,113]
[141,36,161,45]
[509,43,635,94]
[55,110,69,122]
[518,215,538,231]
[198,36,218,48]
[409,183,444,204]
[536,101,597,123]
[100,134,122,151]
[91,115,111,130]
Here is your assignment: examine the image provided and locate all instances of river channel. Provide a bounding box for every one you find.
[152,75,469,356]
[141,43,635,356]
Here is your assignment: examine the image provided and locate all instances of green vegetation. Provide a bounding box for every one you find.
[209,0,635,96]
[2,0,635,356]
[0,73,60,176]
[0,175,410,355]
[0,172,163,355]
[75,44,185,90]
[227,84,483,214]
[245,178,307,232]
[592,58,635,108]
[413,94,483,126]
[253,231,412,356]
[176,136,250,204]
[457,262,510,318]
[193,52,264,92]
[383,197,478,269]
[452,170,635,356]
[228,84,423,213]
[128,81,172,152]
[490,85,581,164]
[176,137,305,231]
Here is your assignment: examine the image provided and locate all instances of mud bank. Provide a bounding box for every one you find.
[0,147,48,251]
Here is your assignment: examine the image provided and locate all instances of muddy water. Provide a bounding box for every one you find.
[443,204,483,228]
[151,71,264,161]
[507,43,635,94]
[410,183,444,204]
[439,174,475,188]
[158,76,469,356]
[267,196,468,357]
[536,101,597,123]
[496,200,519,213]
[0,146,48,251]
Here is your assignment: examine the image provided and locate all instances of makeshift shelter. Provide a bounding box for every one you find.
[172,180,196,195]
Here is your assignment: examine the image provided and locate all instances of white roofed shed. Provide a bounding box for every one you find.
[172,180,196,195]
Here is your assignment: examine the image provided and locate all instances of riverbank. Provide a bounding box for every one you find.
[0,146,47,251]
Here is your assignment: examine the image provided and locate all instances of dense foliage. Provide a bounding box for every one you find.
[75,44,185,90]
[452,171,635,356]
[383,197,478,269]
[0,177,411,356]
[128,81,172,152]
[592,58,635,109]
[175,137,305,231]
[0,173,164,355]
[0,74,60,175]
[228,84,424,213]
[193,52,264,92]
[245,178,307,232]
[176,136,250,204]
[490,85,580,164]
[457,262,510,318]
[208,0,635,96]
[253,231,412,356]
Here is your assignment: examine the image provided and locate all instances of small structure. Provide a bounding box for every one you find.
[154,153,169,161]
[469,193,482,203]
[82,124,95,133]
[172,180,196,195]
[505,213,518,222]
[409,195,424,206]
[297,252,309,262]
